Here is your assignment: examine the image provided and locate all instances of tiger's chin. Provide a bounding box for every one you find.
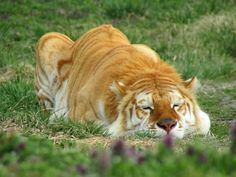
[148,115,211,139]
[126,117,210,139]
[134,120,210,139]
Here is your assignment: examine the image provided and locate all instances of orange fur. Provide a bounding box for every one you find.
[35,24,210,137]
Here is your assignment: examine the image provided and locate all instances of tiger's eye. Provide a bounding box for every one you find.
[142,107,153,111]
[172,104,180,109]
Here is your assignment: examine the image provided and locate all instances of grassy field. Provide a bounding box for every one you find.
[0,0,236,176]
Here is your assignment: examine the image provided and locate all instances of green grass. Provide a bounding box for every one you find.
[0,0,236,176]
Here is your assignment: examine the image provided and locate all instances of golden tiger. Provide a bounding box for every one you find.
[35,24,210,138]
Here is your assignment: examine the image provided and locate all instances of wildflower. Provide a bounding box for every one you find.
[76,164,87,175]
[111,139,126,156]
[125,145,136,158]
[163,134,174,149]
[90,149,98,159]
[198,152,207,163]
[15,142,26,154]
[186,146,195,156]
[135,153,146,164]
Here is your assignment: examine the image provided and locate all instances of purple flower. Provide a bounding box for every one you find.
[90,149,98,159]
[75,164,87,175]
[186,146,195,156]
[15,142,26,154]
[163,134,174,149]
[135,153,146,164]
[112,139,126,156]
[198,152,207,163]
[125,145,136,158]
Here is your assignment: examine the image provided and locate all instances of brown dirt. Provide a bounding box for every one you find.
[74,137,157,149]
[0,120,158,148]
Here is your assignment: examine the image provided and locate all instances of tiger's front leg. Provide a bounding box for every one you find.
[35,32,74,118]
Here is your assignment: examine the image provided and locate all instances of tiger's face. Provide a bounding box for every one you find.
[131,91,196,138]
[110,77,210,138]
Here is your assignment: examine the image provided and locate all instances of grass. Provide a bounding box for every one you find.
[0,0,236,176]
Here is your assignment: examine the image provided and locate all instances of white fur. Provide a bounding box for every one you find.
[127,105,142,129]
[49,80,68,122]
[37,89,54,110]
[108,114,123,136]
[136,92,153,110]
[197,110,211,135]
[97,100,108,125]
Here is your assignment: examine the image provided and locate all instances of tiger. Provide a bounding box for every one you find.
[35,24,210,138]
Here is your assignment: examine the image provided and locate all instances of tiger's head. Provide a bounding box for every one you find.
[110,76,210,139]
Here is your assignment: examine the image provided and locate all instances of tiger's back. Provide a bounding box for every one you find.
[36,25,159,119]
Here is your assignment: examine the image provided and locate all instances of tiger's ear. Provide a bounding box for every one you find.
[183,77,200,93]
[110,81,126,99]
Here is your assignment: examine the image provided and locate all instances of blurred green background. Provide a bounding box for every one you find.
[0,1,236,176]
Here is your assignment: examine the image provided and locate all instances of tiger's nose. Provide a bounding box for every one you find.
[156,118,177,133]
